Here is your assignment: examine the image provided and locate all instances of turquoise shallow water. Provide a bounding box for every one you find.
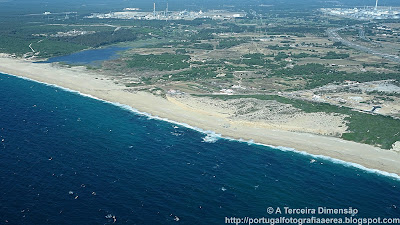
[0,73,399,224]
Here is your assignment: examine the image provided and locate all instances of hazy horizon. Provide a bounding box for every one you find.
[1,0,400,15]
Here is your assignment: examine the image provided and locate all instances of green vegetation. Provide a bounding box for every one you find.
[272,63,399,89]
[274,52,289,61]
[332,42,345,47]
[217,38,248,49]
[0,35,87,58]
[1,2,398,151]
[267,45,292,50]
[0,36,31,56]
[266,26,325,35]
[126,53,190,71]
[32,40,86,58]
[175,48,188,55]
[169,67,218,81]
[321,51,350,59]
[367,90,400,98]
[291,53,317,58]
[130,27,164,37]
[54,29,137,48]
[188,29,215,41]
[200,94,400,149]
[273,63,330,77]
[0,23,139,57]
[241,53,273,66]
[192,43,214,50]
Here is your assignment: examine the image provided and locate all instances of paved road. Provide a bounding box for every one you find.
[326,26,400,63]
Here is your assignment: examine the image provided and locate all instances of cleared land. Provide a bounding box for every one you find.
[0,7,399,169]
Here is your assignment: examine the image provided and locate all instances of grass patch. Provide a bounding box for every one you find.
[170,67,217,81]
[127,53,190,71]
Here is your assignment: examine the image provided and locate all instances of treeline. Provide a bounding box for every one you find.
[188,29,215,41]
[292,53,317,58]
[274,52,289,61]
[0,36,32,55]
[267,45,292,50]
[321,51,349,59]
[192,43,214,50]
[272,63,399,89]
[32,39,86,58]
[217,38,248,49]
[53,29,137,48]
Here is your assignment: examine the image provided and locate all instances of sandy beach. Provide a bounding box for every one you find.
[1,56,400,176]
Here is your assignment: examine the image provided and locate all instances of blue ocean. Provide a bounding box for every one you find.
[0,73,399,224]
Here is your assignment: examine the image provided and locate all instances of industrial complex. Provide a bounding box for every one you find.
[321,0,400,20]
[85,3,246,21]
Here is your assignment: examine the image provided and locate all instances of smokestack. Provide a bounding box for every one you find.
[153,3,156,17]
[375,0,378,10]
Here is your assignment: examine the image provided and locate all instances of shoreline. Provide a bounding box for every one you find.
[1,56,400,178]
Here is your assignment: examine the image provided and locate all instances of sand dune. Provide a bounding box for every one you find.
[1,56,400,176]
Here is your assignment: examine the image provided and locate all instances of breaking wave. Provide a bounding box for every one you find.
[2,71,400,181]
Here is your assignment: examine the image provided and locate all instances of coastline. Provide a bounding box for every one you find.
[1,56,400,177]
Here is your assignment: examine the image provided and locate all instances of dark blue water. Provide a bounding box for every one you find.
[0,73,399,225]
[42,46,129,66]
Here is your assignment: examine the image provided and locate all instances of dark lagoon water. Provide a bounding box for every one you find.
[0,73,399,224]
[42,46,129,66]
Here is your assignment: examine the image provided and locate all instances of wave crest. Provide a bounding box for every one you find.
[2,72,400,181]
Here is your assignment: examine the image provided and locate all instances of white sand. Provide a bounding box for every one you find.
[1,56,400,176]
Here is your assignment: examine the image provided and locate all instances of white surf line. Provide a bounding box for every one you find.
[1,71,400,181]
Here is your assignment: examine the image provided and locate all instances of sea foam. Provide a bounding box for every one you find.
[202,132,221,143]
[2,72,400,181]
